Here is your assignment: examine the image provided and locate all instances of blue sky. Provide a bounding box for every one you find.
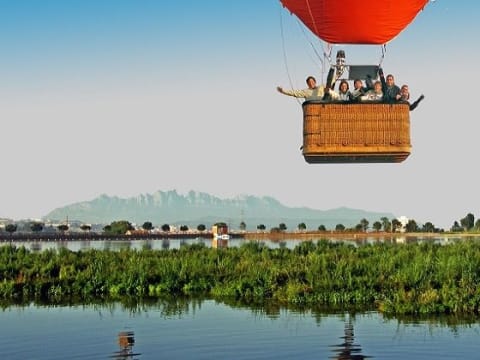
[1,0,479,229]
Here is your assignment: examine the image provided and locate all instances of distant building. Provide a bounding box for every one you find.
[398,216,409,233]
[212,223,229,246]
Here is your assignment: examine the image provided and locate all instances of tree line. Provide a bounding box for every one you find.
[2,212,480,235]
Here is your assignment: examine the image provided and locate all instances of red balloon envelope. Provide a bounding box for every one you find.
[280,0,429,45]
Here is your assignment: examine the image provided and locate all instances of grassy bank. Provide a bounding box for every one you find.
[1,240,480,315]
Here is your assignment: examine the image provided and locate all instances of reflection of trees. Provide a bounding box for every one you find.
[161,239,170,249]
[56,241,68,251]
[330,313,371,359]
[142,240,153,250]
[386,313,476,337]
[30,242,42,252]
[113,241,132,251]
[158,298,203,318]
[79,240,90,250]
[221,298,282,318]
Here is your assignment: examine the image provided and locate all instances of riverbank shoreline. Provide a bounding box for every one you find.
[1,230,477,242]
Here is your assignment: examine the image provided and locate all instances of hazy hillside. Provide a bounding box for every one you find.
[44,190,395,230]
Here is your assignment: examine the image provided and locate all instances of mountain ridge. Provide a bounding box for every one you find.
[44,190,395,230]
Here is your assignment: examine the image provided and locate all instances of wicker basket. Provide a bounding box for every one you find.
[302,102,411,163]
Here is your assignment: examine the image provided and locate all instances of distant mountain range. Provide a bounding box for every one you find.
[44,190,395,230]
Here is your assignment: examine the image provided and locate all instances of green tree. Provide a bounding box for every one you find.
[450,221,462,232]
[381,217,391,232]
[406,219,418,233]
[180,225,189,232]
[80,224,91,232]
[460,213,475,231]
[279,223,287,231]
[422,222,436,232]
[142,221,153,231]
[372,221,382,232]
[197,224,206,232]
[30,222,44,232]
[297,222,307,231]
[103,225,112,233]
[239,221,246,231]
[161,224,170,232]
[57,224,69,233]
[392,218,401,232]
[335,224,345,231]
[257,224,266,231]
[359,218,369,232]
[318,225,326,231]
[5,223,17,234]
[105,220,134,235]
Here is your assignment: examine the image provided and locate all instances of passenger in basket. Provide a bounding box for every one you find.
[399,84,425,111]
[336,80,352,102]
[378,68,401,103]
[277,76,331,102]
[360,81,383,101]
[350,79,367,102]
[399,84,410,102]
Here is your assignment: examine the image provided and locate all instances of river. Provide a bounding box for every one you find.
[1,299,479,359]
[2,236,479,359]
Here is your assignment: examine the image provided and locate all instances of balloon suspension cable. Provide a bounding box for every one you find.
[304,0,330,82]
[279,6,301,105]
[378,44,386,67]
[324,43,333,66]
[325,44,333,63]
[296,19,324,69]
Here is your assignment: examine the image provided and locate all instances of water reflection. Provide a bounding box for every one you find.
[142,240,153,250]
[110,330,141,359]
[2,300,480,359]
[161,238,170,250]
[1,235,476,253]
[30,241,42,252]
[107,240,132,251]
[211,238,228,248]
[330,314,371,359]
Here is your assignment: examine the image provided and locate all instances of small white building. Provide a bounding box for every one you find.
[398,216,409,233]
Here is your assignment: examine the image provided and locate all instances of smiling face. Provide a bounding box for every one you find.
[339,82,349,93]
[306,77,317,89]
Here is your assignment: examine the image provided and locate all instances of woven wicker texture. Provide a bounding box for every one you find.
[302,102,411,163]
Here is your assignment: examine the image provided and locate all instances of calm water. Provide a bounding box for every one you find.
[1,300,480,359]
[3,237,479,359]
[0,235,470,252]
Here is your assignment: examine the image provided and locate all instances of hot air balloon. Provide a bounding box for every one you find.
[279,0,429,164]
